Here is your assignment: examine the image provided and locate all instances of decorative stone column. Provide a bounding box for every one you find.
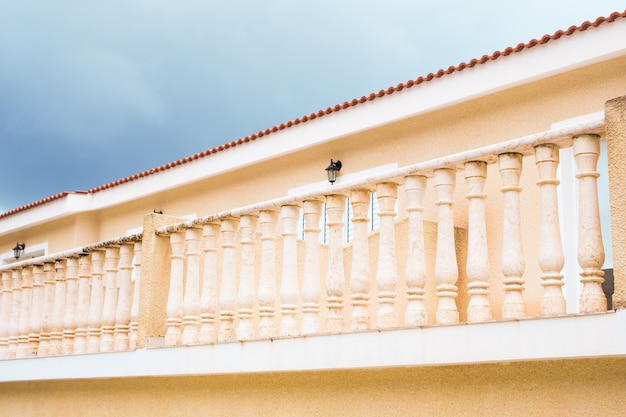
[16,266,33,358]
[199,222,220,344]
[535,144,566,315]
[74,254,92,354]
[573,134,608,312]
[100,247,120,352]
[50,260,67,355]
[280,205,300,337]
[325,194,346,333]
[258,210,278,338]
[39,262,57,356]
[62,257,80,355]
[301,200,323,335]
[28,264,45,356]
[7,268,22,358]
[237,214,259,340]
[499,153,526,318]
[86,251,105,353]
[349,190,371,331]
[114,243,135,351]
[218,218,239,342]
[375,182,399,328]
[165,231,185,347]
[181,228,202,345]
[404,175,428,326]
[0,271,12,359]
[465,161,493,322]
[434,168,459,324]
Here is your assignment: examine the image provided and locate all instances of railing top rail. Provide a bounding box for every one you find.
[0,233,143,272]
[156,116,604,235]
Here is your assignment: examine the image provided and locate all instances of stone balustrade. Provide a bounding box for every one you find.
[0,236,142,359]
[0,119,610,359]
[154,120,609,347]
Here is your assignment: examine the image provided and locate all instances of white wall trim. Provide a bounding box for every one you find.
[1,310,624,382]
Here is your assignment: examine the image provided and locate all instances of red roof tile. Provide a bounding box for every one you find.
[2,10,625,220]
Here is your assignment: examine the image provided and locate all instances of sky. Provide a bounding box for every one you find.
[0,0,623,213]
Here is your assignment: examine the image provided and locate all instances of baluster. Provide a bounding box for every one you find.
[50,260,66,355]
[465,161,493,322]
[219,218,239,342]
[404,175,428,326]
[280,205,300,337]
[350,190,371,330]
[376,183,399,328]
[535,144,566,315]
[129,242,142,350]
[165,231,185,347]
[62,257,79,355]
[574,134,608,312]
[499,153,526,318]
[0,271,14,359]
[199,222,220,344]
[181,228,202,345]
[38,262,56,356]
[301,201,323,335]
[8,268,22,358]
[325,194,346,333]
[100,247,120,352]
[434,168,459,324]
[86,251,105,353]
[237,214,259,340]
[114,243,135,351]
[16,266,33,358]
[74,254,92,354]
[258,211,278,338]
[28,265,45,356]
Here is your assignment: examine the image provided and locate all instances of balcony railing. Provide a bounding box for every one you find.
[0,116,611,360]
[0,235,142,359]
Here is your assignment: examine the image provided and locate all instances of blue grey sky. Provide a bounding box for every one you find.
[0,0,622,213]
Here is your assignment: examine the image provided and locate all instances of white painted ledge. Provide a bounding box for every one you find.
[1,310,625,382]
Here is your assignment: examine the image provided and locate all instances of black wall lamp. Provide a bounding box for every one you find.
[325,159,342,184]
[13,242,25,260]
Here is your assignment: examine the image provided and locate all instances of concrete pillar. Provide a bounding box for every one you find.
[137,213,186,349]
[605,95,626,309]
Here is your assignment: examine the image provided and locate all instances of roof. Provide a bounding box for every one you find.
[2,10,625,220]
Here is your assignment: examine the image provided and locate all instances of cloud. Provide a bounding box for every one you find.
[0,0,622,212]
[0,2,169,145]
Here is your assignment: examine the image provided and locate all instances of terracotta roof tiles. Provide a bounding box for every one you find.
[2,10,625,220]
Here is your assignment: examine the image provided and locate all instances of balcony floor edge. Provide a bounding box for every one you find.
[1,310,625,383]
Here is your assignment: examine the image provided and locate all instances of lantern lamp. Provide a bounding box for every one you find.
[13,243,25,260]
[325,159,342,184]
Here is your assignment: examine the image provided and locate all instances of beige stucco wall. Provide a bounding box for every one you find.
[0,212,101,255]
[1,358,624,417]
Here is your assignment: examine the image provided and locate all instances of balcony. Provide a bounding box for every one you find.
[1,115,624,382]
